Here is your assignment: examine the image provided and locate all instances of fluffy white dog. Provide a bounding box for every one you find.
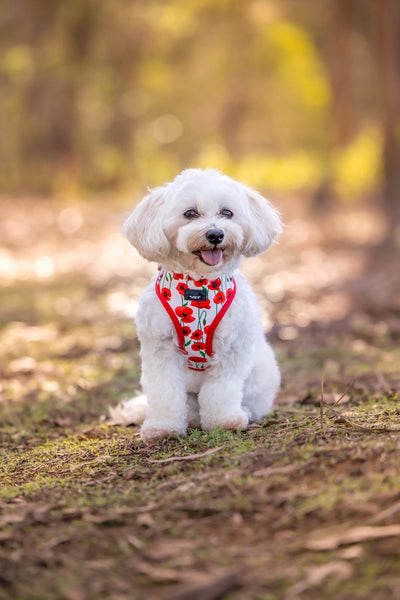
[110,168,282,445]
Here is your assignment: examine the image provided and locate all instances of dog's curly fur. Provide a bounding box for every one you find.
[110,168,283,445]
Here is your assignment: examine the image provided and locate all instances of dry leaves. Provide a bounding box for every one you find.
[366,500,400,525]
[285,561,353,599]
[0,503,52,527]
[135,562,239,600]
[164,572,239,600]
[305,525,400,551]
[252,464,305,478]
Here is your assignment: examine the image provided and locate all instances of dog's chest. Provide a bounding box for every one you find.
[155,269,237,370]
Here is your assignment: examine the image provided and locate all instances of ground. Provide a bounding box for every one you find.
[0,196,399,600]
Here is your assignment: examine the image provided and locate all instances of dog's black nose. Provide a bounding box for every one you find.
[205,228,224,245]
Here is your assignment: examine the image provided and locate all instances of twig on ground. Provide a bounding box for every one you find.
[331,376,358,408]
[320,370,325,429]
[366,500,400,525]
[147,446,224,464]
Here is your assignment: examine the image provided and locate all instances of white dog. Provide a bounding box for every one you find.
[110,168,282,445]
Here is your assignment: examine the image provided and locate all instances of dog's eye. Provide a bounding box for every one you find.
[183,209,199,219]
[220,209,233,219]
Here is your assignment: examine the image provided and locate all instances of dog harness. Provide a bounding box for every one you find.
[155,268,236,371]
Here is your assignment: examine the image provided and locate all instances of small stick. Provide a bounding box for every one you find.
[147,445,224,464]
[320,370,325,429]
[331,376,358,408]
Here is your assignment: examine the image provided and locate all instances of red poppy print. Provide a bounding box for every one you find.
[176,282,188,295]
[156,268,236,371]
[208,278,221,290]
[194,278,208,287]
[161,287,171,300]
[175,305,195,323]
[214,291,226,304]
[191,341,206,351]
[190,299,211,309]
[190,329,203,340]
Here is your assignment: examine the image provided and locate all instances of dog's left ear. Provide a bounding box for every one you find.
[241,184,283,257]
[122,186,170,261]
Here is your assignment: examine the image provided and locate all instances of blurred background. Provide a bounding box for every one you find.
[1,0,400,351]
[1,0,399,203]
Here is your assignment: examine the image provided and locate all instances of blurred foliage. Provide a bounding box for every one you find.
[333,128,382,199]
[0,0,387,198]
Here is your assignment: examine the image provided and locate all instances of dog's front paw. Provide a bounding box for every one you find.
[140,420,186,446]
[220,412,249,431]
[202,410,249,432]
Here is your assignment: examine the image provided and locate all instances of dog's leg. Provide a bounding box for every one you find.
[242,341,280,422]
[198,374,249,431]
[139,339,188,445]
[187,393,201,428]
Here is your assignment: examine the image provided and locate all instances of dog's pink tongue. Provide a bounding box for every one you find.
[201,248,223,266]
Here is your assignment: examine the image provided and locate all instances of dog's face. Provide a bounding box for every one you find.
[123,168,282,276]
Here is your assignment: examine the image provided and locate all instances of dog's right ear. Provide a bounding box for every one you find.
[122,186,170,261]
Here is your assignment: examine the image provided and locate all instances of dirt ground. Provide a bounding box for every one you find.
[1,195,400,600]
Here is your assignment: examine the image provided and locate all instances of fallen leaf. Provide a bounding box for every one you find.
[137,513,156,528]
[40,536,70,550]
[0,507,31,527]
[305,525,400,551]
[366,500,400,525]
[83,509,127,525]
[8,356,37,373]
[126,534,144,549]
[285,561,353,599]
[253,464,305,477]
[0,503,52,527]
[144,539,195,561]
[85,559,116,570]
[306,560,353,585]
[136,562,187,583]
[165,572,239,600]
[64,587,89,600]
[338,545,364,559]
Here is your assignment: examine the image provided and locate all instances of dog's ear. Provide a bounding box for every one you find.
[240,184,283,257]
[122,186,170,261]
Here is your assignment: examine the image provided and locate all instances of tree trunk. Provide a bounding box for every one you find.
[374,0,400,228]
[330,0,356,146]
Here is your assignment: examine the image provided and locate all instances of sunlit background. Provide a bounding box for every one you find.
[1,0,397,199]
[1,0,400,345]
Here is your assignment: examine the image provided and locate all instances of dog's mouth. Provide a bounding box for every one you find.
[193,248,224,266]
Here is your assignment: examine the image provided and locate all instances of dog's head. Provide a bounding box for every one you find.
[123,168,282,276]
